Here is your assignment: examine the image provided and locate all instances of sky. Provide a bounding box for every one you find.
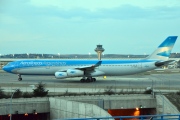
[0,0,180,55]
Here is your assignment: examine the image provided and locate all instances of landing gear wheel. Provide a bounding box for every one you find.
[80,79,85,83]
[86,78,90,82]
[80,79,84,82]
[92,78,96,82]
[18,78,22,81]
[18,74,22,81]
[80,77,96,83]
[90,78,93,82]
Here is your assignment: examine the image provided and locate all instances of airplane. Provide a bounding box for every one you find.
[2,36,178,82]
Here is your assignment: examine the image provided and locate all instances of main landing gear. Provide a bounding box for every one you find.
[80,77,96,83]
[18,74,22,81]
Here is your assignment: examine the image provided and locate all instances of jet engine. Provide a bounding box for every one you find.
[67,69,84,77]
[55,72,68,79]
[55,69,84,79]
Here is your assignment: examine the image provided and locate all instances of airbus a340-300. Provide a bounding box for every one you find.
[2,36,178,82]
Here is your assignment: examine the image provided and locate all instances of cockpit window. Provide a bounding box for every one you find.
[6,62,12,66]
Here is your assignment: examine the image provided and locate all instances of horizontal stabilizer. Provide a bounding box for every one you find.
[155,60,175,67]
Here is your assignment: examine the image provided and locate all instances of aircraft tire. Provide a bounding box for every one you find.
[80,79,85,83]
[86,78,90,82]
[89,79,93,82]
[18,78,22,81]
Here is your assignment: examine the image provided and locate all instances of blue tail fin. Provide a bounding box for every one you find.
[146,36,178,61]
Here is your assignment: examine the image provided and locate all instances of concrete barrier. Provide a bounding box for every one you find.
[0,94,178,120]
[0,97,49,115]
[49,98,112,119]
[156,95,179,114]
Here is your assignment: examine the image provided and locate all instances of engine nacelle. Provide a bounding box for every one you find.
[55,72,68,79]
[67,69,84,77]
[55,69,84,79]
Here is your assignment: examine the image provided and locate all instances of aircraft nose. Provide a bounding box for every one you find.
[2,66,7,71]
[2,66,11,73]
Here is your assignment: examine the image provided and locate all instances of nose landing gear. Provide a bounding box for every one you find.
[18,74,22,81]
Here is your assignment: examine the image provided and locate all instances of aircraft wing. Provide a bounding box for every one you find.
[58,61,102,72]
[155,60,175,67]
[77,61,102,70]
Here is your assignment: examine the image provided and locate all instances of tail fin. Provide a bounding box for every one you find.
[146,36,178,61]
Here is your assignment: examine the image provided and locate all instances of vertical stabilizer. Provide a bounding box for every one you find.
[146,36,178,61]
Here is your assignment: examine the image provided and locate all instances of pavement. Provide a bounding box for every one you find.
[0,70,180,93]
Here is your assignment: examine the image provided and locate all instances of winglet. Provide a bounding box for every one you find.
[146,36,178,61]
[94,61,102,67]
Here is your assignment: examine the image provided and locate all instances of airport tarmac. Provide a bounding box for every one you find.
[0,71,180,92]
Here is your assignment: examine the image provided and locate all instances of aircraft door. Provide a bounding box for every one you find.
[45,62,50,69]
[138,62,142,69]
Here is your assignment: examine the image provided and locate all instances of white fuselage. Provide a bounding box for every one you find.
[3,59,157,77]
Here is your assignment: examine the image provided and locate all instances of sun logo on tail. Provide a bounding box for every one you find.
[146,36,178,61]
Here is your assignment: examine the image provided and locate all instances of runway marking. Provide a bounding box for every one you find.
[52,77,149,81]
[171,71,179,72]
[107,78,149,80]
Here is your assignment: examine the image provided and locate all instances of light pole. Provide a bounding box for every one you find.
[158,90,164,114]
[149,78,154,92]
[27,53,29,58]
[88,52,91,59]
[58,53,60,58]
[10,88,19,120]
[149,78,154,98]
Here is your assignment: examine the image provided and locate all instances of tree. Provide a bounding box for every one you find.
[0,88,6,99]
[23,92,32,98]
[13,89,22,98]
[33,82,49,97]
[104,86,115,95]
